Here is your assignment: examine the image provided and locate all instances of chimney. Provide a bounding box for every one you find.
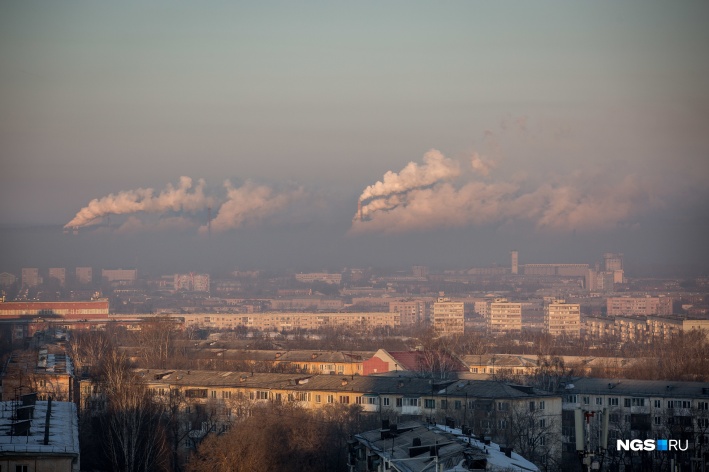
[43,396,53,445]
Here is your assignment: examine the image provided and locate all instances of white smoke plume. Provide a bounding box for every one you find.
[64,176,213,228]
[358,149,460,202]
[352,153,659,234]
[199,181,305,234]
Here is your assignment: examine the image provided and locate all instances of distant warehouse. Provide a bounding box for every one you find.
[0,300,109,320]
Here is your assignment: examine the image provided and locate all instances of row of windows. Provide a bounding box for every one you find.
[567,395,704,410]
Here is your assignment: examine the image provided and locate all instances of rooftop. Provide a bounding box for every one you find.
[0,400,80,457]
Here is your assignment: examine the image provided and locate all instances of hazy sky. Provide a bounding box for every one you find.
[2,1,708,273]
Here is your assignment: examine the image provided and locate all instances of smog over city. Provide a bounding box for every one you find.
[1,2,709,472]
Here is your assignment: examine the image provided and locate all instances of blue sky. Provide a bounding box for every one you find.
[1,1,708,271]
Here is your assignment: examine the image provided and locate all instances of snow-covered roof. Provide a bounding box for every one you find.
[0,400,80,457]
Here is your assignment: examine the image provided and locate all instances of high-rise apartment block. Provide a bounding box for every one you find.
[389,299,428,326]
[510,250,519,275]
[48,267,66,286]
[487,298,522,334]
[21,268,42,288]
[432,297,465,335]
[544,299,581,337]
[174,273,210,292]
[75,267,93,285]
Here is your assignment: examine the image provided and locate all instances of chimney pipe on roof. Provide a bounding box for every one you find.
[43,396,52,445]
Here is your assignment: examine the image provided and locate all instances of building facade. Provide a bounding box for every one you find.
[432,297,465,335]
[487,299,522,334]
[544,300,581,337]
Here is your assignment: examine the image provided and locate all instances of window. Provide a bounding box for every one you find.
[583,396,590,405]
[699,402,709,411]
[298,392,309,402]
[17,466,29,472]
[274,393,282,402]
[441,399,448,409]
[383,397,390,407]
[631,398,645,407]
[315,394,321,403]
[327,395,334,404]
[698,418,709,428]
[654,400,661,408]
[211,390,217,399]
[654,416,662,426]
[405,398,419,407]
[256,391,268,400]
[539,435,546,446]
[608,397,619,406]
[499,419,507,429]
[356,396,363,405]
[624,398,631,408]
[367,397,377,405]
[539,419,547,428]
[339,396,350,404]
[595,397,603,406]
[454,400,461,410]
[498,402,509,411]
[222,390,231,399]
[424,399,435,409]
[529,401,535,411]
[396,398,403,407]
[610,414,620,423]
[539,401,545,410]
[567,395,577,403]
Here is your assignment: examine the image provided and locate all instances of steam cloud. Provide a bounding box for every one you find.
[358,150,460,202]
[199,181,304,234]
[352,151,658,234]
[65,177,303,233]
[64,176,212,228]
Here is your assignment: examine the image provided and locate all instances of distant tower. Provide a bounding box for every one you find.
[511,250,519,275]
[603,253,624,284]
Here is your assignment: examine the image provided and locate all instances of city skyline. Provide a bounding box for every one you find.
[2,1,708,272]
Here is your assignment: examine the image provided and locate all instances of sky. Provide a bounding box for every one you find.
[1,1,708,274]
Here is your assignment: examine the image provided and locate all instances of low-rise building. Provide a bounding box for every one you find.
[561,377,709,471]
[0,398,80,472]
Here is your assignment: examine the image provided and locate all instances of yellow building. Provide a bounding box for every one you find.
[487,298,522,334]
[544,299,580,337]
[432,297,464,335]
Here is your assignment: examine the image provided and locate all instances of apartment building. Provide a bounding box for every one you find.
[174,273,210,292]
[606,296,673,316]
[561,377,709,471]
[79,369,560,462]
[0,399,80,472]
[75,267,92,285]
[21,268,42,288]
[544,299,581,337]
[168,311,400,331]
[48,267,66,286]
[1,348,75,402]
[432,297,465,335]
[389,299,428,326]
[294,272,342,284]
[487,298,522,334]
[585,315,689,341]
[101,268,137,284]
